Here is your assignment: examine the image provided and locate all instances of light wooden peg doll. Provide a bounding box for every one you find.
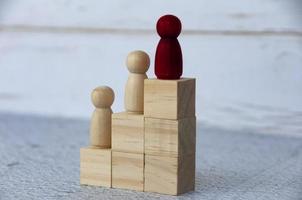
[125,50,150,113]
[90,86,114,148]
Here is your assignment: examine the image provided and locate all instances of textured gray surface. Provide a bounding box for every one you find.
[0,112,301,200]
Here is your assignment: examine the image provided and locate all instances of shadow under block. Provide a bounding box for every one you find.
[80,147,111,187]
[144,78,195,120]
[112,112,144,153]
[112,151,144,191]
[145,117,196,157]
[144,153,195,195]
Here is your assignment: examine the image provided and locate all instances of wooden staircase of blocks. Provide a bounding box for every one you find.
[80,78,196,195]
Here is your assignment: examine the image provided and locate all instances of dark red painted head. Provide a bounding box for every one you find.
[156,15,182,38]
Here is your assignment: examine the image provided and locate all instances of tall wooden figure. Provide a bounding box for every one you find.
[125,50,150,113]
[90,86,115,148]
[155,15,183,80]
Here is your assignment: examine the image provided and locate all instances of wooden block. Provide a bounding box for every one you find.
[144,153,195,195]
[145,117,196,157]
[80,147,111,187]
[144,78,195,120]
[112,151,144,191]
[112,112,144,153]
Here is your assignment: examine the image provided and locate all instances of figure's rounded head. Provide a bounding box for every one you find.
[156,14,182,38]
[91,86,114,108]
[126,50,150,74]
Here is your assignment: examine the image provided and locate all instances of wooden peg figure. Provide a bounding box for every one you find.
[155,14,183,79]
[90,86,114,148]
[125,50,150,113]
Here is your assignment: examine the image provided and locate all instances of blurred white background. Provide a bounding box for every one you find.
[0,0,301,136]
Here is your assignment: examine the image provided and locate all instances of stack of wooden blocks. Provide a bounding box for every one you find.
[80,77,196,195]
[81,14,196,196]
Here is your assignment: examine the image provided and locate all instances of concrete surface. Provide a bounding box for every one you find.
[0,112,301,200]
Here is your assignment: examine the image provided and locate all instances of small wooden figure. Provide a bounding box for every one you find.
[90,86,114,148]
[124,50,150,113]
[155,15,183,80]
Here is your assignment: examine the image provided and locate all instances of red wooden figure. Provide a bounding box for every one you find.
[155,15,183,80]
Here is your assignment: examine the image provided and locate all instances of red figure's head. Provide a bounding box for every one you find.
[156,15,182,38]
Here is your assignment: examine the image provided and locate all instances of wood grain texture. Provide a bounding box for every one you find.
[145,117,196,157]
[80,147,112,187]
[112,112,144,153]
[112,151,144,191]
[144,153,195,195]
[144,78,195,120]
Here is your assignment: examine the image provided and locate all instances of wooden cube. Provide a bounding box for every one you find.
[112,112,144,153]
[144,154,195,195]
[145,117,196,157]
[112,151,144,191]
[144,78,195,120]
[80,147,111,187]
